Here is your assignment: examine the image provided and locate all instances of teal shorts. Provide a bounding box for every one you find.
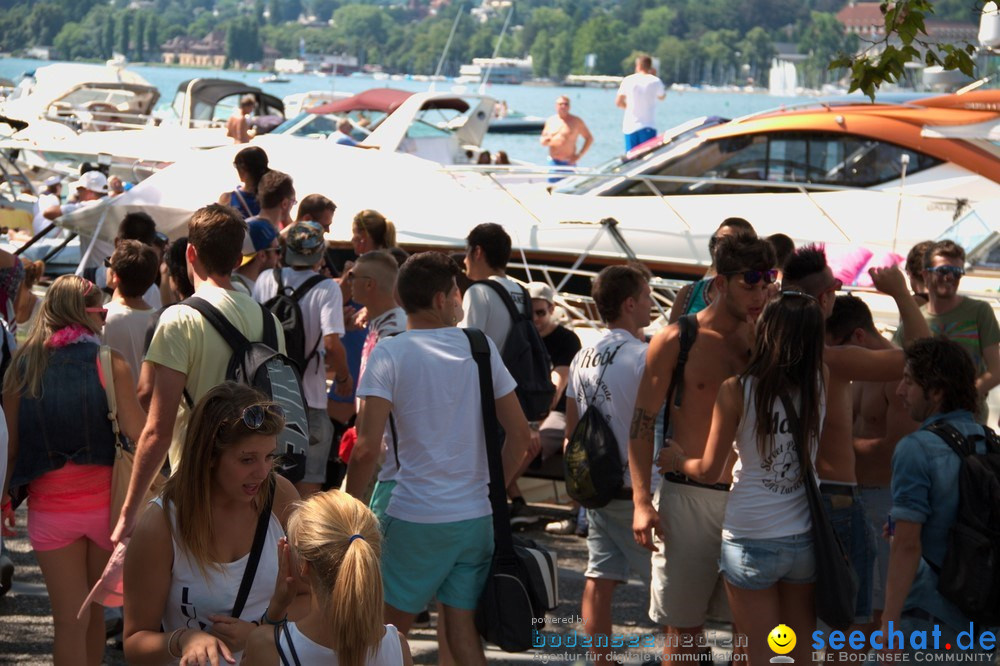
[379,512,494,614]
[369,480,395,523]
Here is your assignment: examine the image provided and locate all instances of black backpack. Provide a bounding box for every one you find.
[183,297,311,483]
[474,280,555,422]
[564,342,627,509]
[262,268,328,374]
[924,421,1000,626]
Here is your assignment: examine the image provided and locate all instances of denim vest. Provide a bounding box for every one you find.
[11,341,117,487]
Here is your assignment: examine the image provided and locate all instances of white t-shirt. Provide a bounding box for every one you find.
[566,329,648,488]
[253,267,344,409]
[360,306,408,484]
[723,377,826,540]
[459,275,526,352]
[357,327,516,523]
[103,301,153,383]
[617,72,666,133]
[31,193,60,235]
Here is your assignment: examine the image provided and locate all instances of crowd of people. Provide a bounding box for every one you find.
[0,140,998,666]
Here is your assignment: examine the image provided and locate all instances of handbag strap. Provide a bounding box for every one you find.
[461,328,515,560]
[583,342,626,409]
[777,390,817,489]
[661,313,698,439]
[97,345,123,448]
[232,475,276,618]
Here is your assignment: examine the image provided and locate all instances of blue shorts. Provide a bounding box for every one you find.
[859,485,892,611]
[547,158,573,183]
[625,127,656,151]
[720,532,815,590]
[379,513,493,613]
[820,484,875,623]
[368,479,395,523]
[585,499,652,583]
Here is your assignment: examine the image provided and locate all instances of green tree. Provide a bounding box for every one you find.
[831,0,982,98]
[103,13,115,59]
[118,10,131,57]
[627,5,676,55]
[799,11,852,90]
[739,26,775,86]
[332,4,393,66]
[135,12,146,61]
[520,6,571,57]
[548,29,573,80]
[572,14,630,75]
[146,15,159,56]
[654,34,693,84]
[28,3,64,46]
[54,21,101,59]
[530,28,550,77]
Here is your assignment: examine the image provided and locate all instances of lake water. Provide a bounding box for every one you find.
[0,57,806,166]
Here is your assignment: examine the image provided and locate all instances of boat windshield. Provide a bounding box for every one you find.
[271,111,386,139]
[553,116,727,194]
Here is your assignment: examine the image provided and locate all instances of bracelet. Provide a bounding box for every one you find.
[260,606,287,625]
[166,627,187,659]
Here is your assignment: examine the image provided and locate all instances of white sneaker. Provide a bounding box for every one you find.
[544,518,577,535]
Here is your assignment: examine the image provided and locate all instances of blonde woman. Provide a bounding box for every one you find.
[14,258,44,344]
[351,210,397,255]
[123,382,307,665]
[243,490,412,666]
[2,274,145,666]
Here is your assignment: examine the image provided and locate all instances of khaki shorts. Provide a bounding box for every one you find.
[649,480,731,628]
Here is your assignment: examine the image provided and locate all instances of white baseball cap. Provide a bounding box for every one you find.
[70,171,108,194]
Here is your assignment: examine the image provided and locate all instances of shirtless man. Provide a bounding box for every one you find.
[226,94,255,144]
[629,233,776,663]
[540,96,593,182]
[780,247,929,639]
[826,294,919,631]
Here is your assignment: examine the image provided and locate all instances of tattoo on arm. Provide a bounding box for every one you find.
[630,407,656,442]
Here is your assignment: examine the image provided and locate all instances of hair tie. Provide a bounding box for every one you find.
[348,534,365,544]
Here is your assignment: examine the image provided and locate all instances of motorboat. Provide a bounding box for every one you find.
[0,77,285,183]
[487,110,546,134]
[268,87,495,164]
[259,73,291,84]
[498,90,1000,276]
[282,90,351,117]
[0,63,159,137]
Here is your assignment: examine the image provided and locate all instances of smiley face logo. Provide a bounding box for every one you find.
[767,624,796,655]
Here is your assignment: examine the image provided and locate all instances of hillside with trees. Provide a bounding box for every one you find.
[0,0,985,87]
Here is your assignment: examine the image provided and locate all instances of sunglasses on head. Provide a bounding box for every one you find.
[725,268,779,285]
[780,290,818,303]
[925,265,965,278]
[239,404,285,430]
[86,306,108,322]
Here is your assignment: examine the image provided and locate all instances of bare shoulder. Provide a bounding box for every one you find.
[128,500,172,562]
[242,624,278,666]
[271,474,301,528]
[397,629,414,666]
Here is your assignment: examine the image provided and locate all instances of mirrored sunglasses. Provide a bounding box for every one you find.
[240,404,285,430]
[726,268,779,285]
[925,265,965,278]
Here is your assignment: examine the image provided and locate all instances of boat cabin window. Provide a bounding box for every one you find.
[613,131,942,196]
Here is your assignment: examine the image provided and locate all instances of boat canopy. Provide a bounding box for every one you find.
[172,78,284,123]
[309,88,470,115]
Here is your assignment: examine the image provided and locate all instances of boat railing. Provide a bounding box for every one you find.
[442,163,971,243]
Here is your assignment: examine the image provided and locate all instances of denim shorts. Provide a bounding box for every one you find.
[820,484,875,623]
[719,532,815,590]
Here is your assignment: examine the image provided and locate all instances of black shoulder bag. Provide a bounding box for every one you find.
[779,391,857,630]
[231,476,276,619]
[464,328,559,653]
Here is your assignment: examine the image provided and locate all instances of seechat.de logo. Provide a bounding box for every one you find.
[769,624,797,663]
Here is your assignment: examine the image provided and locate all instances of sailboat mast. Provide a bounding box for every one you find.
[479,2,514,94]
[431,3,464,92]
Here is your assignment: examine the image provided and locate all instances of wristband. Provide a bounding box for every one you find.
[261,606,287,625]
[167,627,188,659]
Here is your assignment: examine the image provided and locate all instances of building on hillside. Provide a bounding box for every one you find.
[836,2,978,43]
[161,32,279,69]
[161,32,228,68]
